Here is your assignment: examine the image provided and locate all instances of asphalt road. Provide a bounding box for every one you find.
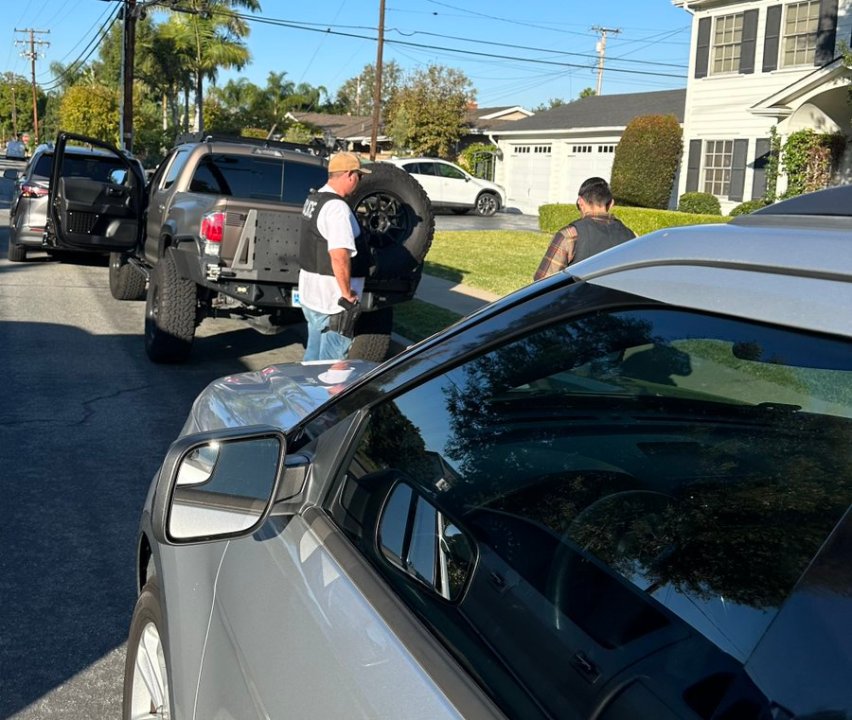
[0,157,308,718]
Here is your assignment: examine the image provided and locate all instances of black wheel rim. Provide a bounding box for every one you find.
[354,191,412,248]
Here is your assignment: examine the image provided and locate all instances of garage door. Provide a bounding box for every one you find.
[565,143,617,196]
[506,144,552,214]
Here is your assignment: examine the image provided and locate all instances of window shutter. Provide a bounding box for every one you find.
[729,139,749,202]
[686,139,702,193]
[740,9,759,74]
[751,138,771,200]
[815,0,838,66]
[695,17,712,78]
[763,5,782,72]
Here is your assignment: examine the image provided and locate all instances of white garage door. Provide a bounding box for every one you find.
[506,144,552,214]
[565,143,617,196]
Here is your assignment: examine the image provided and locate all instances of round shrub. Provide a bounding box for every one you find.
[679,192,721,215]
[610,114,683,209]
[728,199,770,216]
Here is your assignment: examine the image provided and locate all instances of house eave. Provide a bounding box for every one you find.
[494,126,629,137]
[749,58,848,114]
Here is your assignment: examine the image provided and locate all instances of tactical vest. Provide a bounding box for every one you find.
[299,191,369,277]
[568,216,635,265]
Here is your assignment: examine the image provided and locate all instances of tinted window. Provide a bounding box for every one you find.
[32,153,125,182]
[437,163,465,180]
[282,160,326,204]
[162,148,190,190]
[189,158,226,194]
[203,154,283,201]
[331,308,852,719]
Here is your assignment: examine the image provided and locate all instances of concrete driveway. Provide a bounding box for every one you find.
[434,209,542,232]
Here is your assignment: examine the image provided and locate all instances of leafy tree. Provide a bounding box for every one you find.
[336,61,403,117]
[532,97,568,112]
[0,73,38,140]
[610,114,683,209]
[386,65,474,158]
[160,0,259,133]
[578,87,596,99]
[59,83,120,143]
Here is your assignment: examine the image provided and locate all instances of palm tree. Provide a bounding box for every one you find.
[161,0,260,133]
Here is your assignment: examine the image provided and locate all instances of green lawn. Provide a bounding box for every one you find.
[425,230,549,296]
[393,299,463,343]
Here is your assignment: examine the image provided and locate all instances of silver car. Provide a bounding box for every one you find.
[7,140,144,262]
[124,186,852,719]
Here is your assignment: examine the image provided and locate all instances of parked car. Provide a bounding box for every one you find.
[45,132,433,364]
[5,139,27,160]
[385,157,505,216]
[124,186,852,720]
[6,138,145,262]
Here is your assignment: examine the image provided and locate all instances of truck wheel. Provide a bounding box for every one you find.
[7,241,26,262]
[350,163,434,281]
[349,306,394,362]
[145,251,197,363]
[109,252,147,301]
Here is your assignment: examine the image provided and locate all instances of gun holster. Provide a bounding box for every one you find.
[326,297,362,339]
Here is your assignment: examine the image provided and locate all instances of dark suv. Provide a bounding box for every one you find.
[47,132,433,363]
[6,141,144,262]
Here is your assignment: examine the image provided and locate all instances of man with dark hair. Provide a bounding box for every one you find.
[534,176,635,280]
[299,152,371,361]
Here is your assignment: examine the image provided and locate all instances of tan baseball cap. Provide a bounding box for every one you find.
[327,152,371,174]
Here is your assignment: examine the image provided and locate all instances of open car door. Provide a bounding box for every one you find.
[47,132,145,253]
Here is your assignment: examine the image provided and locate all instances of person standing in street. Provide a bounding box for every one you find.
[534,177,635,281]
[299,151,371,361]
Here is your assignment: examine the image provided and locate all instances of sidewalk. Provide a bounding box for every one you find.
[414,273,500,316]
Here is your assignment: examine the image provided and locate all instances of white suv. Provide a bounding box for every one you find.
[385,157,505,216]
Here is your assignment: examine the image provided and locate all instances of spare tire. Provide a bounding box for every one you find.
[349,162,434,287]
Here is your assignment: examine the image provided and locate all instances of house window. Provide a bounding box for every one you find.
[571,145,593,154]
[514,146,531,154]
[781,1,820,67]
[598,145,615,153]
[711,13,743,74]
[703,140,733,196]
[534,145,552,154]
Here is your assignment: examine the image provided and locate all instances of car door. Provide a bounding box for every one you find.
[435,161,475,205]
[402,161,443,203]
[143,147,191,262]
[47,132,145,253]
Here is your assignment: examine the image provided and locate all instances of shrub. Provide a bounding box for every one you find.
[538,203,728,236]
[610,114,683,209]
[458,142,497,178]
[782,129,846,197]
[728,199,770,216]
[678,192,721,215]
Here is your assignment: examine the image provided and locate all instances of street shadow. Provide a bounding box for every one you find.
[423,260,466,285]
[0,318,303,717]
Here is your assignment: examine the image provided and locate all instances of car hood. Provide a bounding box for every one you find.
[179,359,378,436]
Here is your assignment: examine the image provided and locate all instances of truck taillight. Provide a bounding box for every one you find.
[21,183,48,198]
[200,212,225,243]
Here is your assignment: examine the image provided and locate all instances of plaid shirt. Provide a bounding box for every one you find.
[533,214,619,281]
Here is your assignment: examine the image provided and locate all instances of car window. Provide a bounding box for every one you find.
[201,154,284,201]
[282,160,327,204]
[437,163,465,180]
[329,307,852,719]
[32,152,126,182]
[161,148,191,190]
[189,157,227,194]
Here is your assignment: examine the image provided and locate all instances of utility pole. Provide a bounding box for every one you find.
[121,0,138,152]
[369,0,386,161]
[591,26,620,96]
[11,84,18,137]
[15,28,50,145]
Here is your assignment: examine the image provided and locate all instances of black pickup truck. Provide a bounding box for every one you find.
[47,132,434,363]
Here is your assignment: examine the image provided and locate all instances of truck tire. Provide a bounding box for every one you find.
[145,250,197,363]
[7,241,26,262]
[109,252,147,301]
[350,163,434,282]
[349,306,394,362]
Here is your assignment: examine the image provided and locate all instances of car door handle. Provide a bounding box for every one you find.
[107,187,124,197]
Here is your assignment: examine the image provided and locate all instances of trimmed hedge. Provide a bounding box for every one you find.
[539,204,728,236]
[678,192,721,215]
[728,199,770,217]
[610,114,683,209]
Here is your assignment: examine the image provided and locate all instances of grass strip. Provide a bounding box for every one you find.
[393,299,463,343]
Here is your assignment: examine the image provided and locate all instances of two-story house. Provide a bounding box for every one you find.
[675,0,852,212]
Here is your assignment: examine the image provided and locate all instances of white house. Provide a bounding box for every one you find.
[675,0,852,212]
[491,90,686,214]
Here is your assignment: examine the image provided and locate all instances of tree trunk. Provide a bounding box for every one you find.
[194,73,204,133]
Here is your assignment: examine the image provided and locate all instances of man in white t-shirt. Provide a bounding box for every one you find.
[298,152,371,361]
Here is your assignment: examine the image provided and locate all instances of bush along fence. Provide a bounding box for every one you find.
[538,204,728,236]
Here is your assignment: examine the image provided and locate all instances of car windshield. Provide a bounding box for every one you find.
[32,152,126,182]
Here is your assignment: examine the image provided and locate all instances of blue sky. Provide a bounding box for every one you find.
[5,0,692,109]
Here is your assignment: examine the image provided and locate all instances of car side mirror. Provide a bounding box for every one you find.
[109,168,128,185]
[151,426,287,545]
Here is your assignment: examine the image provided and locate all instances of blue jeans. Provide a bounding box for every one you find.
[302,306,353,361]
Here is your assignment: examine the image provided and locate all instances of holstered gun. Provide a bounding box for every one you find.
[327,297,362,338]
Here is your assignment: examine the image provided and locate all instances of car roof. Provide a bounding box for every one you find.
[388,157,457,164]
[174,134,326,164]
